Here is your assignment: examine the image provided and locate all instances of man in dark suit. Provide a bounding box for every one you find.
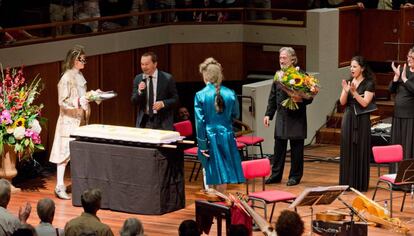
[131,51,178,130]
[263,47,313,186]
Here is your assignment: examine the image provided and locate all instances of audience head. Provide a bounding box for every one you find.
[120,217,144,236]
[228,224,249,236]
[63,45,86,72]
[36,198,55,223]
[0,178,11,208]
[141,51,158,75]
[12,224,37,236]
[279,47,297,68]
[350,55,374,81]
[177,106,190,121]
[275,210,304,236]
[81,188,102,214]
[178,219,201,236]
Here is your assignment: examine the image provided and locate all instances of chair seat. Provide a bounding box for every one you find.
[184,147,198,155]
[236,142,246,149]
[237,136,264,145]
[249,190,296,202]
[379,174,396,183]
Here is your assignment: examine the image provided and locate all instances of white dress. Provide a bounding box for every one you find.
[49,69,89,164]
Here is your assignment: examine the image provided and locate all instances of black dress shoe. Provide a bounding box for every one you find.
[265,176,281,184]
[286,179,300,186]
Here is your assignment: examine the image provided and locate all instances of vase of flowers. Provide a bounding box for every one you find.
[274,66,320,110]
[0,65,44,190]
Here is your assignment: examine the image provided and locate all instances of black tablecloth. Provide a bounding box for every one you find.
[70,140,185,215]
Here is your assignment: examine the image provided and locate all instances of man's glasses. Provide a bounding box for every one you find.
[407,55,414,60]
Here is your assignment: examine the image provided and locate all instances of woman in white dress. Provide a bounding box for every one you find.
[49,45,90,199]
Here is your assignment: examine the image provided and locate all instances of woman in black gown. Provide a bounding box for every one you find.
[390,48,414,164]
[339,56,375,192]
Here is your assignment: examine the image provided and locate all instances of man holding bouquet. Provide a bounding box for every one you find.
[263,47,315,186]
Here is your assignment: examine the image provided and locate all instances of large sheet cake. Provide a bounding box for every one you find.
[71,124,182,144]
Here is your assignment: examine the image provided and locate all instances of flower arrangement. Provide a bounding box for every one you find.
[0,65,45,159]
[274,66,320,110]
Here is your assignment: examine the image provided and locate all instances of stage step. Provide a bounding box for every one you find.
[317,114,382,145]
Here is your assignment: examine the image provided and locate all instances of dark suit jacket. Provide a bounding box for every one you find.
[265,81,313,139]
[131,70,178,130]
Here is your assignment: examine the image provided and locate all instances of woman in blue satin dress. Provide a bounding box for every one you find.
[194,57,245,193]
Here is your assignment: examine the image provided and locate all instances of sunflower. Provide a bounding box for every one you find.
[293,76,304,87]
[12,117,26,128]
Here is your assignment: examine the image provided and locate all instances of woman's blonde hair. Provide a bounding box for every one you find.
[199,57,225,113]
[62,45,85,72]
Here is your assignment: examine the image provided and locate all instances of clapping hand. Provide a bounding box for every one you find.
[341,80,350,93]
[18,202,31,223]
[350,82,357,95]
[402,63,408,83]
[391,61,401,81]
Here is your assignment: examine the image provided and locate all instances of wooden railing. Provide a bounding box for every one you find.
[0,7,307,48]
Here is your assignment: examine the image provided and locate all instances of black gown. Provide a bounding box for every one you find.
[389,69,414,162]
[339,79,375,192]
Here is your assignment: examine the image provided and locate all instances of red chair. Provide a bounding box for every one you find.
[241,158,296,222]
[371,145,414,217]
[236,135,264,159]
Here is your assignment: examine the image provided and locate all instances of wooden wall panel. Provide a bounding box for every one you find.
[360,9,399,62]
[81,55,101,124]
[101,51,136,126]
[169,43,244,82]
[244,43,306,75]
[24,62,60,153]
[399,7,414,62]
[338,7,360,67]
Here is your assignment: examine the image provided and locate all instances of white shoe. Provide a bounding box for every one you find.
[55,185,71,200]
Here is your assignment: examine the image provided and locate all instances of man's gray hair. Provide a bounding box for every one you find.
[0,179,11,207]
[37,198,56,223]
[120,218,144,236]
[279,47,298,65]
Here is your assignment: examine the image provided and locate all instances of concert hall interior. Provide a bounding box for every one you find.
[1,1,414,235]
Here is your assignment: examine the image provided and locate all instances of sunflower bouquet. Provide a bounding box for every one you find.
[274,66,319,110]
[0,65,45,159]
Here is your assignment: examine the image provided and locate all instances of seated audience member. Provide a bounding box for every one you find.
[35,198,64,236]
[73,0,101,33]
[228,224,249,236]
[50,0,74,35]
[0,179,31,235]
[178,219,201,236]
[119,218,144,236]
[12,224,37,236]
[377,0,392,9]
[275,210,304,236]
[130,0,149,26]
[64,188,114,236]
[176,106,191,122]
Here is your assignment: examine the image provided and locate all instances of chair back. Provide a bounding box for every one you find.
[241,158,271,179]
[372,145,403,164]
[173,120,193,137]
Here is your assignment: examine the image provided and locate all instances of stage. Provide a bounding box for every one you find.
[8,144,414,235]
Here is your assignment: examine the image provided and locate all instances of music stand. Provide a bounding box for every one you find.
[289,185,349,235]
[395,159,414,183]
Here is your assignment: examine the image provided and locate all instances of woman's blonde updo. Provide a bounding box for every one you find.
[199,57,225,113]
[62,45,85,72]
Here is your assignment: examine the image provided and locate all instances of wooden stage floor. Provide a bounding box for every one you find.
[8,144,414,235]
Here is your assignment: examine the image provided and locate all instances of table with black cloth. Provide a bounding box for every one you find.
[69,140,185,215]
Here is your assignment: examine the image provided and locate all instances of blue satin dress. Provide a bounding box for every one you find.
[194,83,245,185]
